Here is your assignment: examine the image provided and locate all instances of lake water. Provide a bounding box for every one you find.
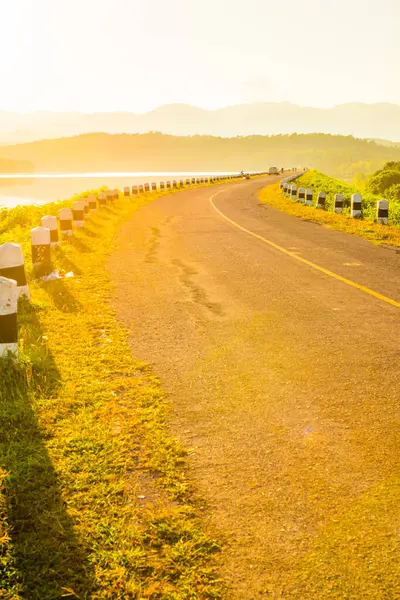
[0,171,240,209]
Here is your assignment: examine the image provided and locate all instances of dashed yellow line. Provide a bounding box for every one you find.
[209,190,400,309]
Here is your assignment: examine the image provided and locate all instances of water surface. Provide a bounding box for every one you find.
[0,171,238,209]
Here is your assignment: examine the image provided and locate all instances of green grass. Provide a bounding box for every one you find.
[259,180,400,248]
[0,182,229,599]
[293,169,400,226]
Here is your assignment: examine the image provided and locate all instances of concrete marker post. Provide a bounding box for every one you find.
[72,201,85,228]
[160,181,165,191]
[124,187,130,197]
[305,189,313,206]
[138,184,144,194]
[180,179,184,188]
[106,190,114,203]
[132,185,138,195]
[166,181,171,190]
[173,180,177,189]
[0,243,29,299]
[334,193,343,214]
[297,187,305,204]
[80,197,89,215]
[191,177,196,184]
[290,185,297,201]
[186,178,190,186]
[377,199,389,225]
[31,226,51,270]
[316,191,326,209]
[88,195,97,211]
[0,276,18,358]
[41,215,59,246]
[351,193,362,218]
[151,182,157,191]
[144,183,150,193]
[58,208,73,236]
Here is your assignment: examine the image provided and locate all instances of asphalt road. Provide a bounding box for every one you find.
[108,176,400,599]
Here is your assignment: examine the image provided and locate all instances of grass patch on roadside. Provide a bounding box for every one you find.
[293,169,400,226]
[0,189,225,599]
[259,183,400,247]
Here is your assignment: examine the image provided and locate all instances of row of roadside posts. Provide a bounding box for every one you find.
[280,180,389,224]
[0,172,265,358]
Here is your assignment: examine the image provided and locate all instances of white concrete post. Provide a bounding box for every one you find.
[290,185,297,201]
[81,197,89,215]
[297,187,305,203]
[334,193,343,214]
[41,216,59,246]
[305,189,313,206]
[58,208,73,236]
[151,182,157,191]
[351,193,362,218]
[180,180,184,188]
[88,195,97,211]
[31,226,51,268]
[165,181,171,190]
[316,192,326,209]
[191,177,196,184]
[0,276,18,357]
[377,199,389,225]
[160,181,165,191]
[173,180,177,189]
[144,183,150,192]
[124,187,130,197]
[98,193,106,207]
[132,185,138,195]
[185,178,190,186]
[138,184,144,194]
[0,243,29,299]
[106,190,114,203]
[72,201,85,227]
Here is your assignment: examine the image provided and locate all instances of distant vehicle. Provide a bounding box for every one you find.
[268,167,279,175]
[245,174,250,179]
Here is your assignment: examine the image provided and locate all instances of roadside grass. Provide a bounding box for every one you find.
[0,187,226,599]
[292,169,400,226]
[259,182,400,247]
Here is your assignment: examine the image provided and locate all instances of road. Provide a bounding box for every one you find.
[108,176,400,599]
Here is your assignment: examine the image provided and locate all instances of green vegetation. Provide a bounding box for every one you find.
[259,180,400,247]
[294,169,400,226]
[0,188,224,599]
[2,132,400,179]
[367,161,400,200]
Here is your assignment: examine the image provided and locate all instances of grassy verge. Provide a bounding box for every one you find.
[292,169,400,225]
[0,187,225,599]
[259,182,400,247]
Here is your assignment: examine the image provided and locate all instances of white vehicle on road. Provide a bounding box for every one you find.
[268,166,279,175]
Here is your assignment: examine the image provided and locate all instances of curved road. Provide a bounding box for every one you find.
[108,176,400,599]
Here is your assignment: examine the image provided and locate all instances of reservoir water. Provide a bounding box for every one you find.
[0,172,238,209]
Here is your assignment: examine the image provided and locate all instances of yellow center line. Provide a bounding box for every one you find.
[210,189,400,309]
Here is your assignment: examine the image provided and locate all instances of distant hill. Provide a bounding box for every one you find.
[1,102,400,144]
[0,157,34,174]
[3,132,400,179]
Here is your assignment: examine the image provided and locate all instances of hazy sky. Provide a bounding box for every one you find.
[2,0,400,113]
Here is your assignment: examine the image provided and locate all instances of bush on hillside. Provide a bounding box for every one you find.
[385,183,400,201]
[367,169,400,195]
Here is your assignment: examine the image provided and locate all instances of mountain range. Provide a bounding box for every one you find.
[1,102,400,145]
[2,133,399,178]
